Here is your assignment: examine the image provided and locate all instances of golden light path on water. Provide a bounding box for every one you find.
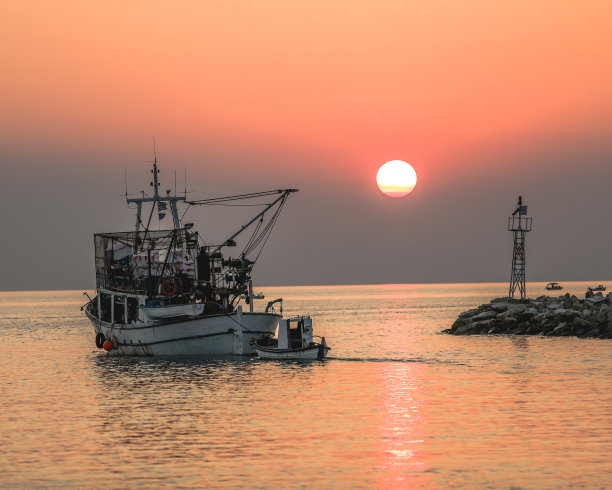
[374,362,430,487]
[0,285,610,488]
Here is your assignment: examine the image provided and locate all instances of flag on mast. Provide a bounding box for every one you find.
[157,201,167,220]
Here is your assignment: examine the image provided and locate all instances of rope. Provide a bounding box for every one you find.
[187,189,284,205]
[243,217,264,257]
[244,194,288,261]
[196,203,270,207]
[224,310,254,333]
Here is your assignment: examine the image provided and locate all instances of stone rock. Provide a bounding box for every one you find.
[458,308,479,319]
[512,325,527,334]
[598,304,608,321]
[491,302,510,311]
[500,318,518,331]
[451,317,468,329]
[586,292,606,304]
[515,307,538,323]
[472,310,498,321]
[445,294,612,338]
[453,324,471,335]
[491,297,510,304]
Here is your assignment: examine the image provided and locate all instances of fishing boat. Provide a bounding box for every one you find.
[588,285,606,292]
[83,158,297,356]
[251,316,330,360]
[545,282,563,291]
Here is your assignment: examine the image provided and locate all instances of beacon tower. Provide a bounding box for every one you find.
[508,196,532,300]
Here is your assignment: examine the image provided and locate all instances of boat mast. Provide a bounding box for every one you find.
[127,158,186,232]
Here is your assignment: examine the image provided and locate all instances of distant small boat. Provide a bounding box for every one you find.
[545,282,563,291]
[251,316,330,360]
[588,285,606,292]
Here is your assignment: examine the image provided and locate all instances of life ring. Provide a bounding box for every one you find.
[161,279,178,296]
[95,332,106,349]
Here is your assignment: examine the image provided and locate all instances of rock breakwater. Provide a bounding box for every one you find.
[443,292,612,338]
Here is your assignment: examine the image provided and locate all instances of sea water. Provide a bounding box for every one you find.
[0,283,610,488]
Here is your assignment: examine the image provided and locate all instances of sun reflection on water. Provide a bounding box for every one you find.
[375,362,431,488]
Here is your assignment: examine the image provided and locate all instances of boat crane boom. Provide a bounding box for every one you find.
[188,188,298,255]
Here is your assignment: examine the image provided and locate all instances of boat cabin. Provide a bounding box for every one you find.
[277,317,313,349]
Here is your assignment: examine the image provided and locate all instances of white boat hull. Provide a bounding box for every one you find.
[253,345,330,360]
[87,307,280,356]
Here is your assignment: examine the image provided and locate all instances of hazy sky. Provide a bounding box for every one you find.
[1,1,611,290]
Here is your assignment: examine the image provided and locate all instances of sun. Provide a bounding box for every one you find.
[376,160,417,197]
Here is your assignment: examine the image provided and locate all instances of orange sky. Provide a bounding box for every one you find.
[1,1,611,289]
[3,1,610,161]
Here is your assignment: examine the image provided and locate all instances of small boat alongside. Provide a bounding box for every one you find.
[545,282,563,291]
[251,316,330,360]
[83,158,297,356]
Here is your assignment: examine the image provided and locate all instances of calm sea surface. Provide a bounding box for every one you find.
[0,283,610,489]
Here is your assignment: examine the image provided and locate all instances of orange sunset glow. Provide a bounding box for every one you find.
[1,1,611,289]
[2,3,610,160]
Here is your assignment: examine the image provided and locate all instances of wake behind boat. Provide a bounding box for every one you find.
[83,158,297,356]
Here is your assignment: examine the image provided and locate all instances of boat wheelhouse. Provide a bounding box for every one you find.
[83,159,296,356]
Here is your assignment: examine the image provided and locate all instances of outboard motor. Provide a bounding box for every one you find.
[317,337,327,360]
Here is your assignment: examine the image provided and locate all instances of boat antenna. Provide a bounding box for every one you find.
[141,145,161,241]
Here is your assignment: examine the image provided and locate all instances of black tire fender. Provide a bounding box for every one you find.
[95,332,105,349]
